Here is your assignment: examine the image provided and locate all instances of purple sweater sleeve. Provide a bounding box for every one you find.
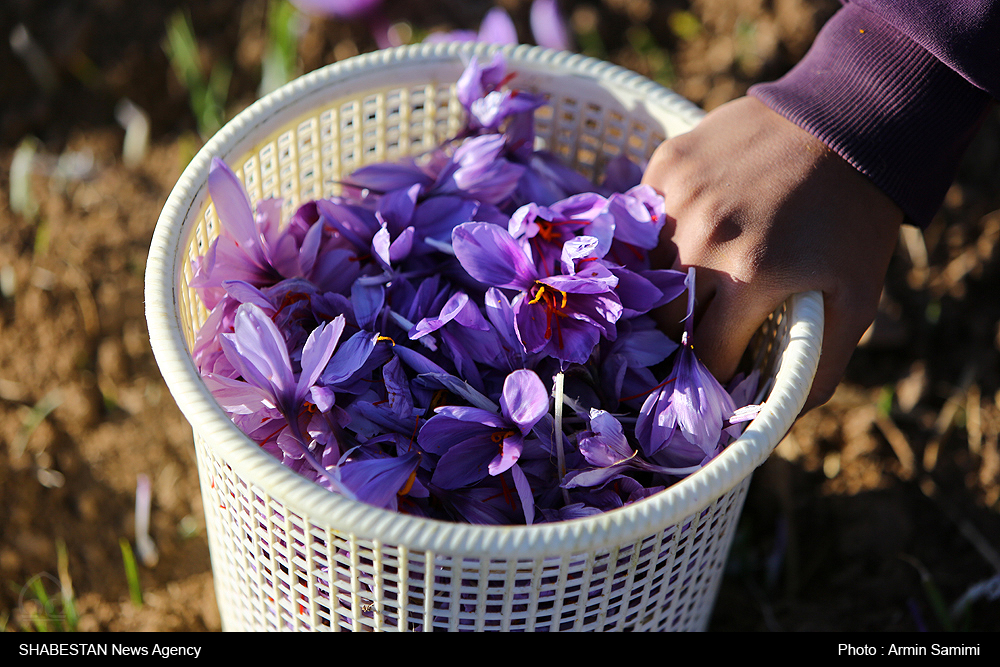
[749,1,998,227]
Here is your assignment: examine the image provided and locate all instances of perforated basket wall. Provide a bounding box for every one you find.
[146,43,823,632]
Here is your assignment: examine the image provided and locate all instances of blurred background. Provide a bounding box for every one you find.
[1,0,998,631]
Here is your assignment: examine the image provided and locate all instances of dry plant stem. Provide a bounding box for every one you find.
[55,538,78,630]
[873,414,916,480]
[553,371,571,505]
[924,363,977,471]
[918,470,1000,573]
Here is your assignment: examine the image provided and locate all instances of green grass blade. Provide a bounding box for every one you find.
[119,538,143,607]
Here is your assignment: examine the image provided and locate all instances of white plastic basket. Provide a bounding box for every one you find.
[145,42,823,632]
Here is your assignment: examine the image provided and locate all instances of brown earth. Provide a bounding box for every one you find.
[1,0,998,632]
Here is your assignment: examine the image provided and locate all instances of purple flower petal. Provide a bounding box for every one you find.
[600,154,644,193]
[530,0,572,51]
[436,134,526,204]
[452,222,538,291]
[411,195,479,243]
[350,282,384,331]
[603,190,664,250]
[515,299,603,363]
[382,356,414,419]
[431,434,502,489]
[310,385,336,412]
[411,291,478,339]
[296,315,345,402]
[478,7,519,44]
[499,369,548,434]
[487,432,523,476]
[340,450,421,512]
[560,235,601,272]
[208,158,259,264]
[371,224,392,268]
[226,303,294,406]
[456,52,506,109]
[321,330,379,385]
[388,225,415,263]
[223,280,274,313]
[578,409,632,465]
[508,463,535,525]
[202,371,276,415]
[343,161,432,196]
[289,0,382,20]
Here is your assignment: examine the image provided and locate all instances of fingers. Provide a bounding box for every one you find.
[692,277,876,416]
[651,257,784,388]
[802,289,880,412]
[689,273,786,385]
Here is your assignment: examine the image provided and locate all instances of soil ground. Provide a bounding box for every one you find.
[1,0,998,632]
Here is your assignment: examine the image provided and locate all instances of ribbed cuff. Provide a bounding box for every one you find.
[749,3,993,227]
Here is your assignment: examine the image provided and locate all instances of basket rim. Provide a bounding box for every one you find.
[144,41,823,557]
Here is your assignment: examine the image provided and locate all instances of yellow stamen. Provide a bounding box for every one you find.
[398,469,418,497]
[528,283,568,309]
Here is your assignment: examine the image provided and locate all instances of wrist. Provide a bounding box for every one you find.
[749,3,993,228]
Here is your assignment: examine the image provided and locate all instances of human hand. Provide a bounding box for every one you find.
[642,96,904,411]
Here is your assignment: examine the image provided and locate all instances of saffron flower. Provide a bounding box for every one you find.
[530,0,573,51]
[563,409,702,490]
[418,369,547,523]
[288,0,381,20]
[452,221,622,364]
[636,268,737,461]
[424,1,572,52]
[419,369,547,485]
[207,302,356,496]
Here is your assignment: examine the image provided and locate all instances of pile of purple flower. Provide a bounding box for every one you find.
[190,53,760,525]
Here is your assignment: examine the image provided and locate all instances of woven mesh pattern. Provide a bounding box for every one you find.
[147,42,822,632]
[200,431,749,631]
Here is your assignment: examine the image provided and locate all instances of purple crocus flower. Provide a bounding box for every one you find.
[288,0,395,49]
[288,0,381,19]
[193,159,362,301]
[207,303,364,497]
[433,134,526,205]
[424,7,520,46]
[217,303,341,417]
[418,369,547,523]
[635,268,736,459]
[529,0,573,51]
[452,221,622,365]
[424,1,572,53]
[477,7,519,44]
[562,409,702,490]
[191,159,282,300]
